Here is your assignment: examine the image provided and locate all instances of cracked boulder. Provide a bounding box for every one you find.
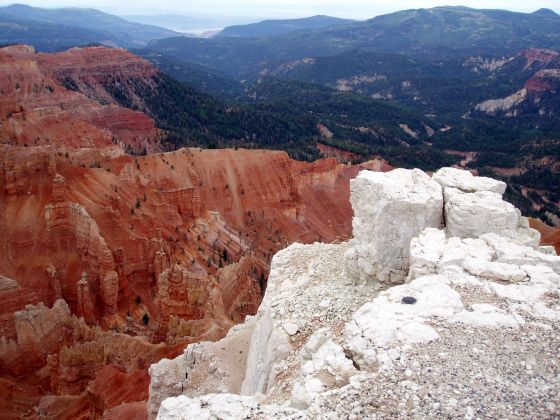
[345,169,443,285]
[432,167,506,195]
[443,187,540,247]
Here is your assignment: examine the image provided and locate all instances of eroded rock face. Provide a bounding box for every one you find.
[0,275,40,338]
[0,143,381,417]
[152,168,559,420]
[0,45,160,153]
[148,317,256,419]
[0,43,395,418]
[0,300,71,376]
[344,169,443,285]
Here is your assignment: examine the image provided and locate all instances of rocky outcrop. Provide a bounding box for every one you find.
[37,47,158,101]
[0,275,40,338]
[432,167,540,247]
[0,300,71,376]
[154,264,229,343]
[150,167,558,419]
[44,202,119,321]
[431,167,506,194]
[344,169,443,285]
[148,318,256,419]
[473,49,560,117]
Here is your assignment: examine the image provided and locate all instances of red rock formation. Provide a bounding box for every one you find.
[37,47,158,106]
[88,365,150,415]
[0,300,71,376]
[102,401,147,420]
[0,378,44,419]
[518,49,560,94]
[530,218,560,254]
[0,275,40,339]
[0,142,386,418]
[0,44,394,419]
[0,45,160,153]
[525,69,560,93]
[519,48,560,69]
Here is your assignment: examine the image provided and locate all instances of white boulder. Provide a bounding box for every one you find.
[432,167,506,195]
[157,394,302,420]
[409,228,559,283]
[345,274,464,371]
[291,329,358,408]
[149,355,188,420]
[345,169,443,285]
[444,187,540,247]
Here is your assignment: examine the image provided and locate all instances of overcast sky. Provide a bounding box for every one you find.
[0,0,558,19]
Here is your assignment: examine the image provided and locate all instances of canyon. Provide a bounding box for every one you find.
[0,44,392,418]
[0,42,558,419]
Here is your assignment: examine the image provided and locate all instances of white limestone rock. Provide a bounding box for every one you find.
[240,308,292,395]
[240,241,369,396]
[345,169,443,285]
[462,258,528,283]
[444,187,540,247]
[149,355,188,420]
[148,317,256,419]
[407,228,447,279]
[238,244,315,397]
[409,228,560,284]
[482,233,560,274]
[432,167,506,195]
[408,228,494,281]
[345,274,464,371]
[283,322,299,336]
[539,246,557,255]
[291,329,358,409]
[157,394,303,420]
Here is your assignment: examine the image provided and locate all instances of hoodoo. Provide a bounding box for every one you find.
[150,167,559,419]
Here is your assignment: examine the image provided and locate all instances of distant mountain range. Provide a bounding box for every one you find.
[0,3,178,50]
[149,6,560,77]
[142,6,560,224]
[216,15,356,38]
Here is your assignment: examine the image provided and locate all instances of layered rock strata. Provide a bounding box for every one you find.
[150,167,559,419]
[0,144,382,418]
[0,45,160,153]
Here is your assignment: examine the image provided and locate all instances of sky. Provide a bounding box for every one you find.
[0,0,558,20]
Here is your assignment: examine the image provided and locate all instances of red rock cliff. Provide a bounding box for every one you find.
[0,143,389,418]
[0,44,392,419]
[0,45,160,153]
